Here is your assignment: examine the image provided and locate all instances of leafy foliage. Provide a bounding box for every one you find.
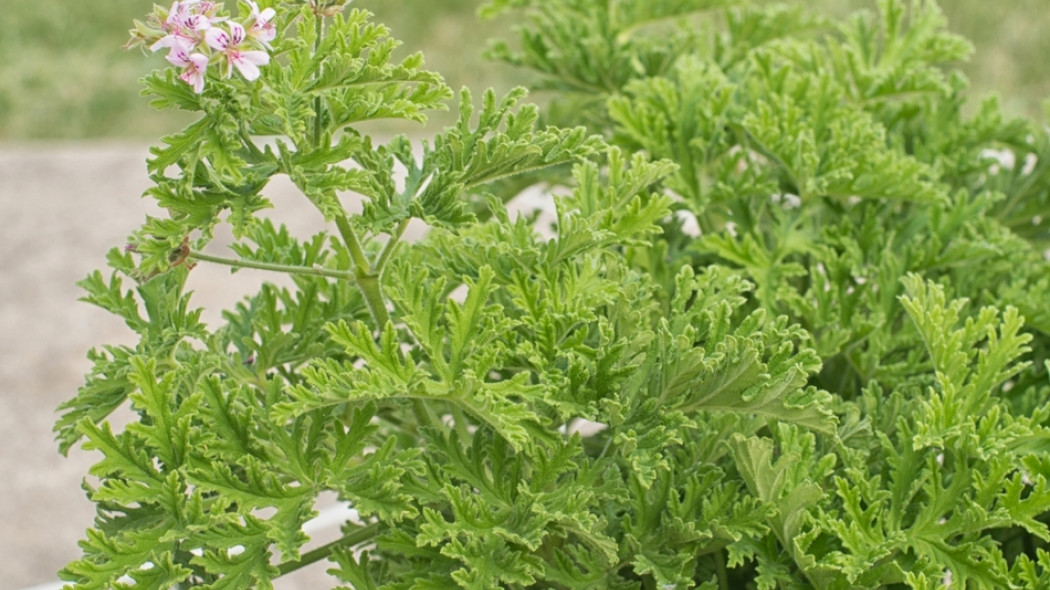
[58,0,1050,588]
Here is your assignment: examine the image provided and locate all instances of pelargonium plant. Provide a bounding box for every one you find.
[57,0,1050,588]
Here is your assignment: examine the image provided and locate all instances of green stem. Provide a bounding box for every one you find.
[412,398,441,432]
[374,218,411,272]
[303,12,393,329]
[303,9,397,332]
[716,548,729,589]
[461,159,579,192]
[449,405,473,443]
[188,251,353,280]
[239,126,266,162]
[312,13,325,147]
[335,215,372,274]
[357,274,391,329]
[276,522,380,577]
[335,215,391,328]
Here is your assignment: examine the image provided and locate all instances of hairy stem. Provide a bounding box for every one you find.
[373,218,411,272]
[412,399,440,432]
[189,251,353,280]
[335,215,391,328]
[356,274,391,329]
[335,215,372,274]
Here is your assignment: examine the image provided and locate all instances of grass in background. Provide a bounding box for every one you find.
[0,0,189,139]
[1,0,1047,141]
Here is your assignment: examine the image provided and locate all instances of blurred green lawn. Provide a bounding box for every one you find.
[1,0,1047,141]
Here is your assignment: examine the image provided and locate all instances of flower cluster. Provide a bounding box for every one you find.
[129,1,275,93]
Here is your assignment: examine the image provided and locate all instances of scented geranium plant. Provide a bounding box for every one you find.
[56,0,1050,588]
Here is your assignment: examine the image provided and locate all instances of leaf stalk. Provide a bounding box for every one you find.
[276,522,381,577]
[188,251,353,280]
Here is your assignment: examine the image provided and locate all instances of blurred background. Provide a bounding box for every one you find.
[1,0,1048,588]
[2,0,1048,141]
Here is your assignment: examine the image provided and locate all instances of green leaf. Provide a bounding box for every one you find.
[192,517,279,590]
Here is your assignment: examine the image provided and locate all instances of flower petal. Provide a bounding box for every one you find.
[188,52,210,70]
[150,33,188,53]
[204,26,231,51]
[228,22,247,45]
[179,54,209,93]
[183,13,211,33]
[230,50,268,80]
[240,50,270,67]
[165,47,190,67]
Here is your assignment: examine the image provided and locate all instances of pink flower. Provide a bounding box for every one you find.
[150,30,195,55]
[245,1,277,46]
[133,0,275,92]
[158,37,193,67]
[205,22,270,81]
[155,0,214,50]
[164,1,187,28]
[180,57,209,94]
[181,12,213,34]
[165,44,210,94]
[204,21,244,52]
[164,1,201,31]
